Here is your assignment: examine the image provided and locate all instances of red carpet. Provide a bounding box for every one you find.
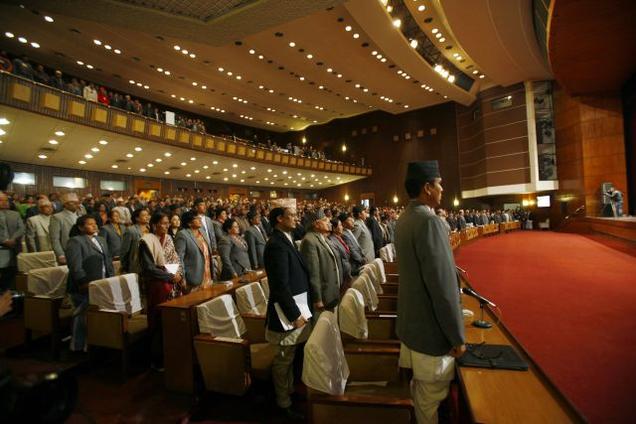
[454,231,636,424]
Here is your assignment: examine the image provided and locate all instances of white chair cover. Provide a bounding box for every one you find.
[373,258,387,284]
[196,294,246,339]
[88,273,142,314]
[379,245,393,262]
[361,264,383,295]
[259,277,270,299]
[302,311,349,395]
[17,251,57,273]
[27,265,69,298]
[235,281,268,315]
[337,288,368,340]
[389,243,396,259]
[352,274,378,311]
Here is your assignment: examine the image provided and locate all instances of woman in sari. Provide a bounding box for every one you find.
[139,212,185,370]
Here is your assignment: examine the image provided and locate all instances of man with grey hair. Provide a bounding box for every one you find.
[0,191,25,290]
[49,192,83,265]
[26,197,54,252]
[300,212,341,313]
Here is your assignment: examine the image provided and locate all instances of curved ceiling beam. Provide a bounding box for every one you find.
[345,0,475,106]
[439,0,551,87]
[548,0,636,95]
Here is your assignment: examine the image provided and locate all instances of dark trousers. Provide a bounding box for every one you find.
[0,266,16,291]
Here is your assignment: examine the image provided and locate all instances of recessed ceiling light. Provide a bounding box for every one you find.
[134,147,142,151]
[30,42,40,48]
[48,139,58,145]
[114,49,121,54]
[164,171,170,175]
[0,118,9,125]
[289,41,296,47]
[186,173,192,177]
[206,176,211,180]
[91,147,99,152]
[232,164,238,168]
[44,16,54,22]
[223,177,228,181]
[38,154,47,159]
[353,33,360,39]
[439,38,446,42]
[93,39,102,45]
[18,37,27,44]
[111,164,118,169]
[155,158,162,162]
[105,45,112,50]
[479,74,485,79]
[190,157,196,161]
[194,170,200,174]
[126,153,134,158]
[78,160,86,164]
[164,152,172,157]
[345,25,352,31]
[140,168,146,172]
[212,160,219,165]
[418,5,426,12]
[180,162,187,166]
[189,53,196,58]
[5,32,14,38]
[392,19,401,28]
[84,154,93,159]
[223,168,228,172]
[174,45,181,51]
[99,140,108,145]
[218,67,224,72]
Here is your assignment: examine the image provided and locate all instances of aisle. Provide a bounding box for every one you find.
[454,231,636,424]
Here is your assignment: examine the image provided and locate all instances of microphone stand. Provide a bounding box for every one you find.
[473,299,492,329]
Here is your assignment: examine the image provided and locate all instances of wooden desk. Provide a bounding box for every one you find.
[499,221,521,233]
[477,223,499,237]
[458,292,584,423]
[461,227,479,242]
[450,232,462,250]
[160,270,266,393]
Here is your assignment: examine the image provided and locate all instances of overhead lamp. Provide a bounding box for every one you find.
[344,194,350,202]
[18,37,28,44]
[393,195,399,204]
[345,25,352,32]
[38,154,47,159]
[410,39,418,49]
[113,49,121,54]
[78,160,86,164]
[105,44,112,50]
[155,158,162,163]
[353,33,360,39]
[392,19,401,28]
[164,171,170,175]
[180,162,187,166]
[48,139,59,145]
[453,198,460,207]
[0,118,9,125]
[164,152,172,157]
[126,153,134,158]
[147,163,154,168]
[439,38,446,42]
[250,166,256,170]
[44,16,54,22]
[134,147,142,152]
[5,32,14,38]
[190,157,196,161]
[84,154,93,159]
[93,39,102,45]
[479,74,485,79]
[173,45,181,51]
[91,147,100,152]
[111,164,118,169]
[213,160,219,165]
[341,144,347,152]
[418,5,426,12]
[289,41,296,47]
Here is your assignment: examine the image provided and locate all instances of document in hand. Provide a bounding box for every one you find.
[165,263,179,275]
[274,292,312,331]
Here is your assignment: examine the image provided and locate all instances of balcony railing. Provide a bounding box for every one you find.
[0,71,372,177]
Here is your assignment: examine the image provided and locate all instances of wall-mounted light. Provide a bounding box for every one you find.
[522,199,529,207]
[344,194,350,202]
[453,198,460,207]
[393,195,399,204]
[301,136,307,144]
[341,144,347,153]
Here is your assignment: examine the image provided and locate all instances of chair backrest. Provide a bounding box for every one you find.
[379,245,393,262]
[352,274,378,311]
[235,281,267,315]
[373,258,387,284]
[302,311,349,395]
[361,264,383,295]
[17,251,57,273]
[389,243,396,259]
[337,288,368,340]
[27,265,69,297]
[259,277,270,299]
[196,294,246,339]
[88,273,142,314]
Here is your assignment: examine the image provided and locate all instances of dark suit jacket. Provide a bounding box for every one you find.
[99,223,126,258]
[366,216,385,255]
[66,234,114,293]
[264,229,312,333]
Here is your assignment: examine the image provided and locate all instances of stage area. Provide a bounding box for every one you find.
[455,231,636,424]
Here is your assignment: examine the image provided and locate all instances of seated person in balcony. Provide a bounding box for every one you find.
[139,212,184,370]
[33,64,49,85]
[66,215,115,352]
[82,82,97,102]
[175,211,214,290]
[25,198,53,252]
[12,55,34,80]
[99,209,126,259]
[218,218,252,280]
[49,69,65,90]
[97,86,110,105]
[244,211,266,270]
[67,78,82,96]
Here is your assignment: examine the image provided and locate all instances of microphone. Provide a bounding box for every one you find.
[456,265,467,275]
[461,287,496,307]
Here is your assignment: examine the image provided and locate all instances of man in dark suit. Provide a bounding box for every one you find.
[367,206,385,257]
[66,215,115,352]
[340,213,367,275]
[194,198,217,252]
[0,192,25,290]
[264,207,312,420]
[396,161,465,423]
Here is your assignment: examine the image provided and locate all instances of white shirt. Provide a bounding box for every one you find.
[90,235,106,278]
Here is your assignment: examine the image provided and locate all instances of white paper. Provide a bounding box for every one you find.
[274,292,312,331]
[165,263,179,275]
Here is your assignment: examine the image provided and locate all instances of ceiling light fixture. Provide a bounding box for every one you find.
[44,16,54,22]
